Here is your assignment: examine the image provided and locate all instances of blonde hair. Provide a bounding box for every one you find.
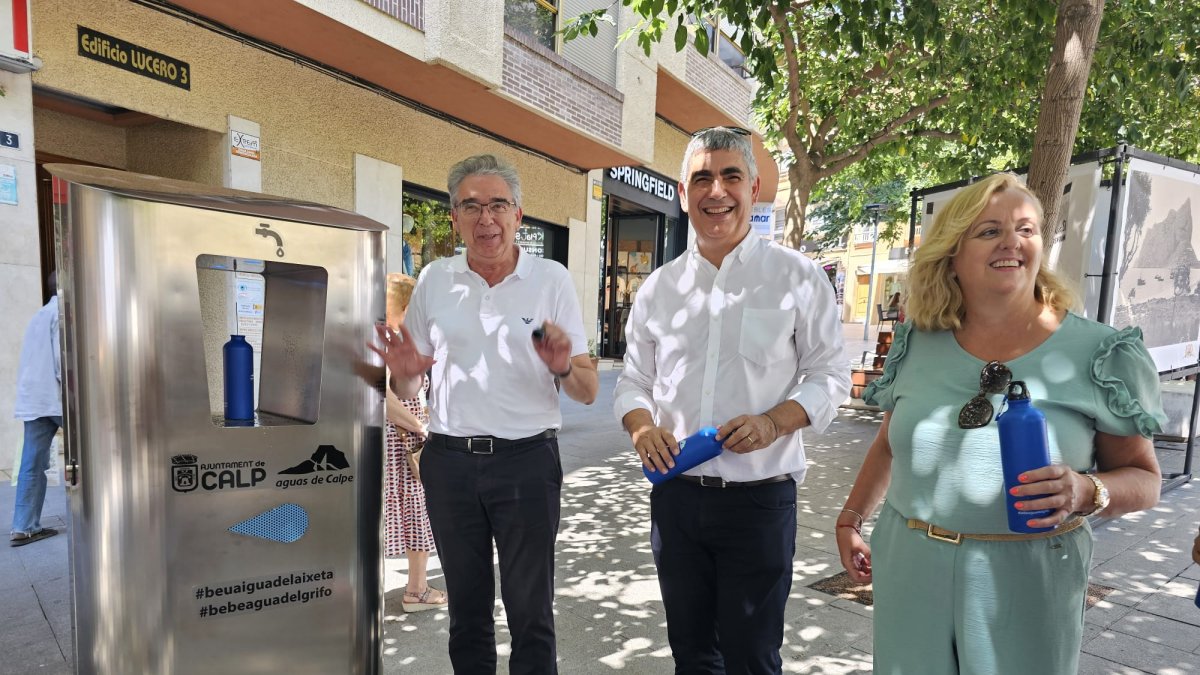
[905,172,1080,331]
[386,273,416,329]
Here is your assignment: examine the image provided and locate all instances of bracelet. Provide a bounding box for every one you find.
[841,508,866,528]
[836,523,862,535]
[551,363,572,379]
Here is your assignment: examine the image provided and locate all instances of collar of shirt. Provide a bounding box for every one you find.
[686,229,762,270]
[449,245,533,282]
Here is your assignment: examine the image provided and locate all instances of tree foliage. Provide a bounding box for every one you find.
[565,0,1200,246]
[404,197,455,275]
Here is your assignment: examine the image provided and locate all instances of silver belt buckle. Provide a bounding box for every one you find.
[699,476,726,488]
[466,437,494,454]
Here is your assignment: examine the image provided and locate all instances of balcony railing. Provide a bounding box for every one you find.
[360,0,423,31]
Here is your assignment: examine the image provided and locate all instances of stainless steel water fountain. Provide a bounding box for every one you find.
[48,165,386,675]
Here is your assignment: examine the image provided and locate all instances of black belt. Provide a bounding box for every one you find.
[676,474,792,488]
[428,430,556,455]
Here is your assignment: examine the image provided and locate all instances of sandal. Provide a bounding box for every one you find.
[10,527,58,547]
[402,587,448,612]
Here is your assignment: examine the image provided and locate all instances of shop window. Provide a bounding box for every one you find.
[402,190,457,276]
[519,217,569,265]
[517,223,547,258]
[506,0,558,52]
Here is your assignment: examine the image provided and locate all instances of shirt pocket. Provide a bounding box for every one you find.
[739,308,795,367]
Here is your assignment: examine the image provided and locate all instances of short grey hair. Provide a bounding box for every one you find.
[679,127,758,185]
[447,154,523,207]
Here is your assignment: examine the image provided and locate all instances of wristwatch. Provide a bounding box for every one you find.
[1078,473,1110,516]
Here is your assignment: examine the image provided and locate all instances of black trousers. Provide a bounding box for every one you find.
[651,477,797,675]
[421,435,563,675]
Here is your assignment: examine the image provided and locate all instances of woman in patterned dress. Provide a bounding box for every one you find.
[384,273,446,611]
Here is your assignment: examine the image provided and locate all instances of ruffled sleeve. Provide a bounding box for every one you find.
[1090,326,1167,438]
[863,321,912,411]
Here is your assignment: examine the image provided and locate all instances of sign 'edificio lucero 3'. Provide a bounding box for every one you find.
[77,26,191,91]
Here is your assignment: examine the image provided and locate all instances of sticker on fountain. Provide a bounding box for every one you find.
[229,503,309,543]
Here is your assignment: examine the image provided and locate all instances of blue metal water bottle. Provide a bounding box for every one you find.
[223,334,254,421]
[643,427,724,485]
[996,381,1054,533]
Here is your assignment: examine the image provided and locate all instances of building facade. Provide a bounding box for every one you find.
[0,0,774,467]
[770,162,918,326]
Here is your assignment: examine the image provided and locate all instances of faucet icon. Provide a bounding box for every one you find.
[256,224,285,258]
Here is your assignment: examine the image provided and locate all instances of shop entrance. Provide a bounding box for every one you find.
[601,197,664,358]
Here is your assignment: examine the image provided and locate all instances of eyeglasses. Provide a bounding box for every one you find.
[454,200,516,220]
[691,126,751,137]
[957,360,1013,429]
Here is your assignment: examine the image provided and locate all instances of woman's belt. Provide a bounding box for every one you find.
[905,516,1085,545]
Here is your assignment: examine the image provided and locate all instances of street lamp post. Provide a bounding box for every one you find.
[862,203,887,342]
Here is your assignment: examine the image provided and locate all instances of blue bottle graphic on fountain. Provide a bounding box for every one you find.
[223,334,254,421]
[996,381,1054,534]
[643,427,724,485]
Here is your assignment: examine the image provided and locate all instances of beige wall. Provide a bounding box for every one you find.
[128,121,224,185]
[34,108,127,168]
[31,0,587,226]
[0,70,41,472]
[649,118,690,186]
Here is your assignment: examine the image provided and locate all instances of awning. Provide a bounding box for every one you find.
[856,259,908,276]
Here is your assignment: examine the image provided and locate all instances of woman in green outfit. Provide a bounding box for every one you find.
[836,173,1166,674]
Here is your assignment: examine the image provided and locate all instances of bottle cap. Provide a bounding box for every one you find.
[1006,380,1030,401]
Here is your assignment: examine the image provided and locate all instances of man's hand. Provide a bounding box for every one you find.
[716,413,779,454]
[622,409,678,474]
[531,321,573,375]
[632,425,680,474]
[369,323,435,382]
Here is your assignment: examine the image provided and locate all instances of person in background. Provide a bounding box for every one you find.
[615,127,849,673]
[885,291,903,323]
[371,154,598,674]
[401,214,416,276]
[11,271,62,547]
[886,291,901,313]
[836,173,1164,674]
[382,272,445,612]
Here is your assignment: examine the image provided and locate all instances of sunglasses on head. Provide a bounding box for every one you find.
[691,126,751,137]
[957,360,1012,429]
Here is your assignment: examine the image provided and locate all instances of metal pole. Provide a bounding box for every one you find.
[1097,144,1126,324]
[859,204,888,341]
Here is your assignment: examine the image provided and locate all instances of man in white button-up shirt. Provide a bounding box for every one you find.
[372,155,597,674]
[614,128,850,673]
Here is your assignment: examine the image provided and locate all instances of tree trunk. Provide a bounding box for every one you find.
[1028,0,1104,249]
[782,162,815,249]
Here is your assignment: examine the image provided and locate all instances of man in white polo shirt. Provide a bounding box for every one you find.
[614,127,849,673]
[372,154,597,674]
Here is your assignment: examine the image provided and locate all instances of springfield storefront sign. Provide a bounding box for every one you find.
[607,166,676,203]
